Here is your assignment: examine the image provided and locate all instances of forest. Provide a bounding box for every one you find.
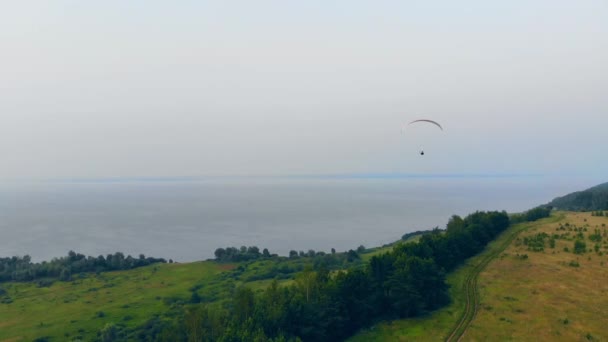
[547,182,608,211]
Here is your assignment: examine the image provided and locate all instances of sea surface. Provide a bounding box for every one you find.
[0,177,593,262]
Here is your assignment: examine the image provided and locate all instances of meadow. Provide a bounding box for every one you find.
[0,254,321,341]
[464,212,608,341]
[0,262,230,341]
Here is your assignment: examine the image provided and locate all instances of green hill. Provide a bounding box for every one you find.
[547,182,608,211]
[0,211,513,341]
[0,250,361,341]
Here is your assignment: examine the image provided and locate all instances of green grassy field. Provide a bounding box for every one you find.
[0,253,336,341]
[0,262,229,341]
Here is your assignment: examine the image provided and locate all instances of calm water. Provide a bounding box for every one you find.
[0,177,592,262]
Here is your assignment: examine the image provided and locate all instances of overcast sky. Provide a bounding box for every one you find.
[1,1,606,180]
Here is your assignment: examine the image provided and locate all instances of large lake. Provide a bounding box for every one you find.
[0,177,593,262]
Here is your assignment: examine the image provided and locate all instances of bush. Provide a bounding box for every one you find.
[190,291,202,304]
[568,260,580,267]
[574,240,587,254]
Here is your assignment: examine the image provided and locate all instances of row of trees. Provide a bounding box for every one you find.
[214,246,363,263]
[511,206,552,224]
[214,246,274,262]
[126,211,519,341]
[0,251,166,283]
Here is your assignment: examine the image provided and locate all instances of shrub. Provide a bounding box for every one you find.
[574,240,587,254]
[568,260,580,267]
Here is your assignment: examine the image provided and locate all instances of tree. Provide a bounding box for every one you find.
[295,266,317,303]
[233,287,255,323]
[214,248,227,260]
[59,268,71,281]
[184,307,204,342]
[346,250,359,262]
[446,215,465,235]
[574,240,587,254]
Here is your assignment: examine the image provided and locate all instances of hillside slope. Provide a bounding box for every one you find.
[547,182,608,211]
[349,216,556,341]
[464,212,608,341]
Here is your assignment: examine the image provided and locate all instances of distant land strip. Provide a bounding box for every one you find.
[44,173,544,183]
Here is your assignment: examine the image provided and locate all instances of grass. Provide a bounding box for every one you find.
[0,262,227,341]
[360,231,428,262]
[464,212,608,341]
[0,254,333,341]
[361,246,394,262]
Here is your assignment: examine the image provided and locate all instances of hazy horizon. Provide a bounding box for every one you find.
[1,1,607,182]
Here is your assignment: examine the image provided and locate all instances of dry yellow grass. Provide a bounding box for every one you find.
[464,212,608,341]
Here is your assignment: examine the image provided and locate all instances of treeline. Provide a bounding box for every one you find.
[214,246,362,264]
[0,251,166,283]
[123,211,517,341]
[510,206,552,224]
[214,246,275,262]
[547,182,608,211]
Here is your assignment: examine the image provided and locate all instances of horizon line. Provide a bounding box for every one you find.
[31,172,545,183]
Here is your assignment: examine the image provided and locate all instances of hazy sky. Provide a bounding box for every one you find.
[1,1,607,180]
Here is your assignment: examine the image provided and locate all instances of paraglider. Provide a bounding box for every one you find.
[406,119,443,156]
[408,119,443,131]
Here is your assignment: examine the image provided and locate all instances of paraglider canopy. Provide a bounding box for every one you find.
[408,119,443,130]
